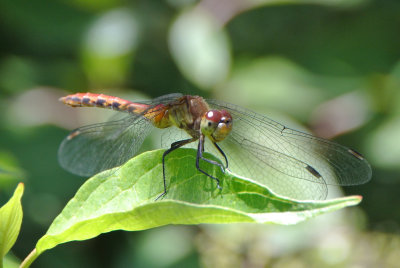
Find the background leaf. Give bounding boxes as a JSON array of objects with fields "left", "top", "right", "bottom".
[
  {"left": 36, "top": 149, "right": 360, "bottom": 255},
  {"left": 0, "top": 183, "right": 24, "bottom": 259}
]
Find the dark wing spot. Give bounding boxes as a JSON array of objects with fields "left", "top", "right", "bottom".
[
  {"left": 348, "top": 149, "right": 364, "bottom": 160},
  {"left": 82, "top": 97, "right": 91, "bottom": 105},
  {"left": 306, "top": 165, "right": 322, "bottom": 178}
]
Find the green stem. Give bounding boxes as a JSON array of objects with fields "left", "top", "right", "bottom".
[{"left": 19, "top": 248, "right": 38, "bottom": 268}]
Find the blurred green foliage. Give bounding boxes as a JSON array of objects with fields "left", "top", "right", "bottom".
[
  {"left": 1, "top": 0, "right": 400, "bottom": 267},
  {"left": 0, "top": 183, "right": 23, "bottom": 262}
]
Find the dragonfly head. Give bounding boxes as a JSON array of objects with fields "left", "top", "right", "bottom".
[{"left": 200, "top": 110, "right": 233, "bottom": 142}]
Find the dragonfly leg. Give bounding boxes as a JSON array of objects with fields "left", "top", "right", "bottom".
[
  {"left": 196, "top": 135, "right": 223, "bottom": 190},
  {"left": 213, "top": 142, "right": 228, "bottom": 169},
  {"left": 198, "top": 140, "right": 225, "bottom": 173},
  {"left": 155, "top": 138, "right": 196, "bottom": 200}
]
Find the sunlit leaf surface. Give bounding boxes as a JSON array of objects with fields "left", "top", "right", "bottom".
[{"left": 36, "top": 149, "right": 361, "bottom": 254}]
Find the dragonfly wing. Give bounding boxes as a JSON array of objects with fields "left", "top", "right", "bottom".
[
  {"left": 207, "top": 99, "right": 372, "bottom": 200},
  {"left": 58, "top": 114, "right": 154, "bottom": 176},
  {"left": 156, "top": 120, "right": 327, "bottom": 199},
  {"left": 212, "top": 131, "right": 328, "bottom": 199},
  {"left": 151, "top": 93, "right": 183, "bottom": 104}
]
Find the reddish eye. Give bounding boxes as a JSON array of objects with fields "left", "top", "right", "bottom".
[
  {"left": 220, "top": 110, "right": 232, "bottom": 122},
  {"left": 201, "top": 109, "right": 233, "bottom": 142},
  {"left": 220, "top": 110, "right": 230, "bottom": 117},
  {"left": 205, "top": 110, "right": 222, "bottom": 123}
]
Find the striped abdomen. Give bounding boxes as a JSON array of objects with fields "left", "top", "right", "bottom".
[
  {"left": 59, "top": 93, "right": 149, "bottom": 114},
  {"left": 60, "top": 92, "right": 172, "bottom": 128}
]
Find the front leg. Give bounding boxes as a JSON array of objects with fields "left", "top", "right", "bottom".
[
  {"left": 213, "top": 142, "right": 229, "bottom": 169},
  {"left": 196, "top": 135, "right": 223, "bottom": 190}
]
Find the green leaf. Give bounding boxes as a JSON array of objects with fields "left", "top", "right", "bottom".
[
  {"left": 35, "top": 149, "right": 361, "bottom": 255},
  {"left": 0, "top": 183, "right": 24, "bottom": 259},
  {"left": 3, "top": 253, "right": 20, "bottom": 268}
]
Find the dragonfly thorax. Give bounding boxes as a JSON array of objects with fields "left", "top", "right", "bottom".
[{"left": 200, "top": 110, "right": 233, "bottom": 142}]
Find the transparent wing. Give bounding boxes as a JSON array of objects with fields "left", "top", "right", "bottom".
[
  {"left": 58, "top": 93, "right": 185, "bottom": 177},
  {"left": 207, "top": 99, "right": 372, "bottom": 200},
  {"left": 58, "top": 114, "right": 154, "bottom": 176},
  {"left": 158, "top": 125, "right": 327, "bottom": 200},
  {"left": 151, "top": 93, "right": 183, "bottom": 104},
  {"left": 114, "top": 93, "right": 184, "bottom": 106}
]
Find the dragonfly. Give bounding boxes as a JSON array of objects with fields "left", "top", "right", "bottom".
[{"left": 58, "top": 92, "right": 372, "bottom": 200}]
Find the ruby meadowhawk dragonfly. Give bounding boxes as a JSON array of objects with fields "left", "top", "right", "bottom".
[{"left": 58, "top": 93, "right": 372, "bottom": 200}]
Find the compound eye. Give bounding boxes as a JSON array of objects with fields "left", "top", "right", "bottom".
[
  {"left": 205, "top": 110, "right": 222, "bottom": 123},
  {"left": 201, "top": 109, "right": 233, "bottom": 142},
  {"left": 220, "top": 109, "right": 232, "bottom": 124}
]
